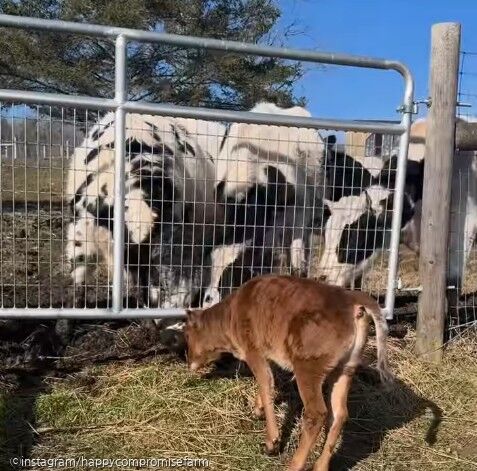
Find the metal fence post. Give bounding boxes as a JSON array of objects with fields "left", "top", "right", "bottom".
[
  {"left": 416, "top": 23, "right": 461, "bottom": 362},
  {"left": 112, "top": 34, "right": 127, "bottom": 313},
  {"left": 384, "top": 68, "right": 414, "bottom": 321}
]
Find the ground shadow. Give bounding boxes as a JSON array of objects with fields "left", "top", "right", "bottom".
[
  {"left": 204, "top": 354, "right": 442, "bottom": 471},
  {"left": 0, "top": 372, "right": 48, "bottom": 469},
  {"left": 0, "top": 320, "right": 61, "bottom": 468},
  {"left": 328, "top": 367, "right": 442, "bottom": 471}
]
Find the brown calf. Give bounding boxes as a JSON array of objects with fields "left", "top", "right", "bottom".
[{"left": 184, "top": 275, "right": 392, "bottom": 471}]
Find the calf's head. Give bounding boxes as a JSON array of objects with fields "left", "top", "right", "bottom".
[
  {"left": 317, "top": 186, "right": 395, "bottom": 287},
  {"left": 184, "top": 308, "right": 223, "bottom": 372}
]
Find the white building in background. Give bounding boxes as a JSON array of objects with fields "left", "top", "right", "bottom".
[{"left": 344, "top": 120, "right": 400, "bottom": 162}]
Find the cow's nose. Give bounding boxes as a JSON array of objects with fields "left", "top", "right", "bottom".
[
  {"left": 204, "top": 294, "right": 212, "bottom": 303},
  {"left": 319, "top": 275, "right": 327, "bottom": 282}
]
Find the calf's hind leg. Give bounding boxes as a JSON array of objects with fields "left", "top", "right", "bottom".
[
  {"left": 288, "top": 359, "right": 328, "bottom": 471},
  {"left": 313, "top": 371, "right": 353, "bottom": 471}
]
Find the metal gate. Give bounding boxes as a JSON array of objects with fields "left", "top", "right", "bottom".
[{"left": 0, "top": 14, "right": 413, "bottom": 321}]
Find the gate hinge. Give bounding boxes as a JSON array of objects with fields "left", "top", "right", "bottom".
[
  {"left": 396, "top": 102, "right": 417, "bottom": 114},
  {"left": 397, "top": 98, "right": 431, "bottom": 115}
]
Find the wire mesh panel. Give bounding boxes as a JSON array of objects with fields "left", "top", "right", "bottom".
[
  {"left": 445, "top": 49, "right": 477, "bottom": 336},
  {"left": 447, "top": 164, "right": 477, "bottom": 337},
  {"left": 0, "top": 14, "right": 414, "bottom": 320},
  {"left": 458, "top": 52, "right": 477, "bottom": 118},
  {"left": 0, "top": 104, "right": 85, "bottom": 309},
  {"left": 0, "top": 107, "right": 413, "bottom": 314}
]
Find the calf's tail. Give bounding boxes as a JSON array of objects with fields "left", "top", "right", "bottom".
[{"left": 353, "top": 292, "right": 393, "bottom": 385}]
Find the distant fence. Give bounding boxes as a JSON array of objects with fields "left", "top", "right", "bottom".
[
  {"left": 444, "top": 49, "right": 477, "bottom": 337},
  {"left": 0, "top": 106, "right": 84, "bottom": 161}
]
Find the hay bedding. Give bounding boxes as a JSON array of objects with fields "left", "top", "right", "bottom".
[
  {"left": 0, "top": 206, "right": 476, "bottom": 470},
  {"left": 1, "top": 333, "right": 475, "bottom": 470}
]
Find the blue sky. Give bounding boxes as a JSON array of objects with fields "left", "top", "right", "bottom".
[
  {"left": 3, "top": 1, "right": 477, "bottom": 123},
  {"left": 278, "top": 0, "right": 477, "bottom": 121}
]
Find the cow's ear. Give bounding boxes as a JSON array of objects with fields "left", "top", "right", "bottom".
[
  {"left": 324, "top": 134, "right": 336, "bottom": 148},
  {"left": 323, "top": 203, "right": 331, "bottom": 223},
  {"left": 374, "top": 155, "right": 397, "bottom": 187},
  {"left": 323, "top": 198, "right": 335, "bottom": 221},
  {"left": 324, "top": 136, "right": 338, "bottom": 164}
]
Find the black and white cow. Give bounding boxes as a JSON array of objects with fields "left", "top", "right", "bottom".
[
  {"left": 323, "top": 134, "right": 383, "bottom": 201},
  {"left": 67, "top": 102, "right": 326, "bottom": 326},
  {"left": 317, "top": 134, "right": 424, "bottom": 287},
  {"left": 317, "top": 116, "right": 477, "bottom": 290},
  {"left": 66, "top": 112, "right": 226, "bottom": 307},
  {"left": 200, "top": 102, "right": 325, "bottom": 307}
]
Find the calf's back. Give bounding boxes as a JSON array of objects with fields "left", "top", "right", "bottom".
[{"left": 226, "top": 276, "right": 362, "bottom": 369}]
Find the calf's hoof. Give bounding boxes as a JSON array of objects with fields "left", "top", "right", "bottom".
[
  {"left": 287, "top": 462, "right": 305, "bottom": 471},
  {"left": 253, "top": 406, "right": 265, "bottom": 419},
  {"left": 262, "top": 437, "right": 280, "bottom": 456}
]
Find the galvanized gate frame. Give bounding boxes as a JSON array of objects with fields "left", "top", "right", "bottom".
[{"left": 0, "top": 14, "right": 414, "bottom": 321}]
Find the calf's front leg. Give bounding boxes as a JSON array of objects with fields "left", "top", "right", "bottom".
[{"left": 245, "top": 351, "right": 280, "bottom": 455}]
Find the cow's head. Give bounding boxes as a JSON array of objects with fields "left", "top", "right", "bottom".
[{"left": 317, "top": 185, "right": 396, "bottom": 287}]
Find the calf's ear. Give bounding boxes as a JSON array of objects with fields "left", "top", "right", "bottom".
[{"left": 185, "top": 309, "right": 203, "bottom": 329}]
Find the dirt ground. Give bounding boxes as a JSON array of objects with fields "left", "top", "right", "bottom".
[
  {"left": 0, "top": 164, "right": 476, "bottom": 470},
  {"left": 1, "top": 163, "right": 476, "bottom": 363}
]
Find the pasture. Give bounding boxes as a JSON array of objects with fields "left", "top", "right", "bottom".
[
  {"left": 1, "top": 162, "right": 476, "bottom": 470},
  {"left": 1, "top": 5, "right": 477, "bottom": 471},
  {"left": 1, "top": 326, "right": 476, "bottom": 470}
]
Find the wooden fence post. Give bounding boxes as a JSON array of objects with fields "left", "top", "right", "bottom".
[{"left": 416, "top": 23, "right": 461, "bottom": 362}]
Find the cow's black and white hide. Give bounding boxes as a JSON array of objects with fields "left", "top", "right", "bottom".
[
  {"left": 317, "top": 152, "right": 423, "bottom": 287},
  {"left": 318, "top": 116, "right": 477, "bottom": 290},
  {"left": 201, "top": 102, "right": 325, "bottom": 308},
  {"left": 323, "top": 135, "right": 384, "bottom": 201},
  {"left": 375, "top": 153, "right": 424, "bottom": 254},
  {"left": 66, "top": 112, "right": 225, "bottom": 307},
  {"left": 202, "top": 164, "right": 312, "bottom": 306}
]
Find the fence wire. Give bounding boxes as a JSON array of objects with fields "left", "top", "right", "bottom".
[
  {"left": 446, "top": 50, "right": 477, "bottom": 336},
  {"left": 0, "top": 105, "right": 411, "bottom": 313},
  {"left": 0, "top": 14, "right": 415, "bottom": 321}
]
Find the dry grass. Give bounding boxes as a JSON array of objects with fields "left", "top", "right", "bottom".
[
  {"left": 0, "top": 164, "right": 65, "bottom": 204},
  {"left": 310, "top": 233, "right": 477, "bottom": 296},
  {"left": 0, "top": 332, "right": 474, "bottom": 470}
]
